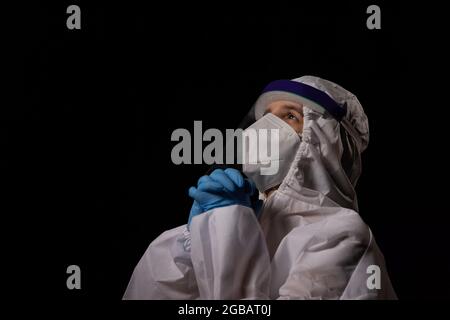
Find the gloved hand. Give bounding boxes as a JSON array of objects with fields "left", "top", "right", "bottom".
[{"left": 187, "top": 168, "right": 257, "bottom": 228}]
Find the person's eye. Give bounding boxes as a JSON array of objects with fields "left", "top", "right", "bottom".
[{"left": 287, "top": 113, "right": 298, "bottom": 121}]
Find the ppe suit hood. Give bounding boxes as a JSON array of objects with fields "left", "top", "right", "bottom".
[{"left": 252, "top": 76, "right": 369, "bottom": 211}]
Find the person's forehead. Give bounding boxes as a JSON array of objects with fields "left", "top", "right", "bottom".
[{"left": 266, "top": 100, "right": 303, "bottom": 111}]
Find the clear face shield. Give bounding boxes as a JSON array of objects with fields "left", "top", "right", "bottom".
[
  {"left": 204, "top": 79, "right": 365, "bottom": 195},
  {"left": 203, "top": 103, "right": 258, "bottom": 175}
]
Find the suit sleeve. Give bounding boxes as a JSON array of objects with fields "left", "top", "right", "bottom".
[
  {"left": 123, "top": 226, "right": 199, "bottom": 299},
  {"left": 190, "top": 204, "right": 271, "bottom": 299},
  {"left": 123, "top": 204, "right": 271, "bottom": 300}
]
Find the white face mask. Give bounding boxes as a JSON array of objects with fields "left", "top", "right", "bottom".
[{"left": 242, "top": 113, "right": 301, "bottom": 193}]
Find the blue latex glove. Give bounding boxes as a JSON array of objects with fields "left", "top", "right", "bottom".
[{"left": 187, "top": 169, "right": 256, "bottom": 228}]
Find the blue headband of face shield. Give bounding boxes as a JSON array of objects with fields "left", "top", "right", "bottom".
[{"left": 260, "top": 80, "right": 347, "bottom": 121}]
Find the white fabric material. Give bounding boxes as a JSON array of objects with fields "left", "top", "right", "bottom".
[
  {"left": 277, "top": 75, "right": 369, "bottom": 211},
  {"left": 242, "top": 113, "right": 301, "bottom": 193},
  {"left": 123, "top": 76, "right": 396, "bottom": 300},
  {"left": 295, "top": 76, "right": 369, "bottom": 152}
]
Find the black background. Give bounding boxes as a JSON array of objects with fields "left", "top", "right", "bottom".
[{"left": 16, "top": 1, "right": 449, "bottom": 301}]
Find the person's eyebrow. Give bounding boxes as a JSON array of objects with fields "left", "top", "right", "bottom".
[
  {"left": 263, "top": 103, "right": 303, "bottom": 116},
  {"left": 272, "top": 104, "right": 303, "bottom": 117},
  {"left": 284, "top": 104, "right": 303, "bottom": 114}
]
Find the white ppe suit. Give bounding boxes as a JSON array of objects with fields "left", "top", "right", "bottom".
[{"left": 123, "top": 76, "right": 397, "bottom": 300}]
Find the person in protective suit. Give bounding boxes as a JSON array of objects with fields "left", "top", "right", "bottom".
[{"left": 123, "top": 75, "right": 397, "bottom": 300}]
